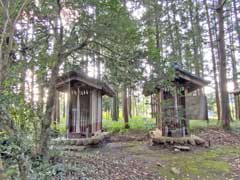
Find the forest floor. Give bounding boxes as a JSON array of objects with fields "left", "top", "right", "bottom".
[{"left": 58, "top": 125, "right": 240, "bottom": 180}]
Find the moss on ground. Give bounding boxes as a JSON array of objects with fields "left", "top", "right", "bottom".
[
  {"left": 121, "top": 141, "right": 240, "bottom": 179},
  {"left": 158, "top": 146, "right": 240, "bottom": 180}
]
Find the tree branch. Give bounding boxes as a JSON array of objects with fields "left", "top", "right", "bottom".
[
  {"left": 62, "top": 38, "right": 89, "bottom": 58},
  {"left": 209, "top": 0, "right": 226, "bottom": 11},
  {"left": 13, "top": 0, "right": 30, "bottom": 26}
]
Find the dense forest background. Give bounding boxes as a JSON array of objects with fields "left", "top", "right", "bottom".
[{"left": 0, "top": 0, "right": 239, "bottom": 179}]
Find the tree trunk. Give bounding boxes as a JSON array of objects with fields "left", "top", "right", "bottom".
[
  {"left": 232, "top": 0, "right": 240, "bottom": 47},
  {"left": 112, "top": 91, "right": 119, "bottom": 121},
  {"left": 217, "top": 0, "right": 231, "bottom": 129},
  {"left": 189, "top": 1, "right": 200, "bottom": 79},
  {"left": 151, "top": 95, "right": 155, "bottom": 118},
  {"left": 18, "top": 158, "right": 27, "bottom": 180},
  {"left": 38, "top": 0, "right": 63, "bottom": 155},
  {"left": 228, "top": 9, "right": 239, "bottom": 120},
  {"left": 39, "top": 63, "right": 60, "bottom": 155},
  {"left": 166, "top": 1, "right": 176, "bottom": 57},
  {"left": 30, "top": 65, "right": 34, "bottom": 106},
  {"left": 128, "top": 88, "right": 132, "bottom": 118},
  {"left": 156, "top": 91, "right": 163, "bottom": 131},
  {"left": 171, "top": 2, "right": 182, "bottom": 62},
  {"left": 204, "top": 0, "right": 220, "bottom": 120},
  {"left": 123, "top": 87, "right": 129, "bottom": 128}
]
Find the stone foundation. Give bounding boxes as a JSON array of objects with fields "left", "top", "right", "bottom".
[
  {"left": 51, "top": 132, "right": 110, "bottom": 146},
  {"left": 150, "top": 129, "right": 205, "bottom": 146},
  {"left": 151, "top": 135, "right": 205, "bottom": 146}
]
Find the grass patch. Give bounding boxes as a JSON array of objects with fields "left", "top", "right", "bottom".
[
  {"left": 102, "top": 116, "right": 155, "bottom": 133},
  {"left": 190, "top": 119, "right": 240, "bottom": 133},
  {"left": 158, "top": 145, "right": 240, "bottom": 180},
  {"left": 190, "top": 119, "right": 218, "bottom": 129}
]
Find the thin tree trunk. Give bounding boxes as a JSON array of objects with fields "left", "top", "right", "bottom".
[
  {"left": 228, "top": 9, "right": 239, "bottom": 120},
  {"left": 166, "top": 1, "right": 176, "bottom": 57},
  {"left": 18, "top": 158, "right": 27, "bottom": 180},
  {"left": 128, "top": 88, "right": 132, "bottom": 118},
  {"left": 171, "top": 2, "right": 182, "bottom": 63},
  {"left": 30, "top": 65, "right": 34, "bottom": 106},
  {"left": 189, "top": 0, "right": 200, "bottom": 79},
  {"left": 232, "top": 0, "right": 240, "bottom": 47},
  {"left": 123, "top": 87, "right": 129, "bottom": 128},
  {"left": 217, "top": 0, "right": 231, "bottom": 129},
  {"left": 112, "top": 91, "right": 119, "bottom": 121},
  {"left": 151, "top": 95, "right": 155, "bottom": 118},
  {"left": 204, "top": 0, "right": 220, "bottom": 120}
]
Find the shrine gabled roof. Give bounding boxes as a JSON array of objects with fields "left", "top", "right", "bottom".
[
  {"left": 174, "top": 66, "right": 210, "bottom": 90},
  {"left": 143, "top": 65, "right": 210, "bottom": 96},
  {"left": 56, "top": 70, "right": 115, "bottom": 97}
]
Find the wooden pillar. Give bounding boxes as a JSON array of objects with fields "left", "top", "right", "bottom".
[
  {"left": 97, "top": 91, "right": 102, "bottom": 131},
  {"left": 91, "top": 89, "right": 97, "bottom": 134},
  {"left": 66, "top": 84, "right": 70, "bottom": 138},
  {"left": 174, "top": 87, "right": 179, "bottom": 124},
  {"left": 76, "top": 88, "right": 80, "bottom": 133},
  {"left": 184, "top": 89, "right": 190, "bottom": 130}
]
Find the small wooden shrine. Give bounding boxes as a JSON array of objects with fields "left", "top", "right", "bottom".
[
  {"left": 56, "top": 70, "right": 115, "bottom": 138},
  {"left": 144, "top": 65, "right": 209, "bottom": 137}
]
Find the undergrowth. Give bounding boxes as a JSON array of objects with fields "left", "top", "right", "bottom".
[{"left": 102, "top": 116, "right": 156, "bottom": 133}]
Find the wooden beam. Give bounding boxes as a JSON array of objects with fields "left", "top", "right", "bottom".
[
  {"left": 177, "top": 73, "right": 206, "bottom": 88},
  {"left": 56, "top": 76, "right": 102, "bottom": 91}
]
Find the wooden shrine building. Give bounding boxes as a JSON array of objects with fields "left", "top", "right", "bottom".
[
  {"left": 144, "top": 65, "right": 209, "bottom": 137},
  {"left": 56, "top": 70, "right": 115, "bottom": 138}
]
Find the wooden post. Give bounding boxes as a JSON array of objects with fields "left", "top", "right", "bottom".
[
  {"left": 123, "top": 88, "right": 129, "bottom": 128},
  {"left": 185, "top": 89, "right": 190, "bottom": 131},
  {"left": 174, "top": 87, "right": 179, "bottom": 124},
  {"left": 76, "top": 88, "right": 80, "bottom": 133},
  {"left": 66, "top": 83, "right": 70, "bottom": 138}
]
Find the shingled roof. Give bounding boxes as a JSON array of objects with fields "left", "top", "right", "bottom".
[
  {"left": 143, "top": 65, "right": 210, "bottom": 96},
  {"left": 56, "top": 70, "right": 115, "bottom": 97}
]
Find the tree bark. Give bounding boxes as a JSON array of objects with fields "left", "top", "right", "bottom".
[
  {"left": 228, "top": 8, "right": 239, "bottom": 120},
  {"left": 39, "top": 62, "right": 61, "bottom": 155},
  {"left": 112, "top": 91, "right": 119, "bottom": 121},
  {"left": 189, "top": 1, "right": 200, "bottom": 79},
  {"left": 128, "top": 88, "right": 132, "bottom": 118},
  {"left": 123, "top": 87, "right": 129, "bottom": 128},
  {"left": 232, "top": 0, "right": 240, "bottom": 47},
  {"left": 38, "top": 0, "right": 64, "bottom": 155},
  {"left": 217, "top": 0, "right": 231, "bottom": 129},
  {"left": 204, "top": 0, "right": 220, "bottom": 120}
]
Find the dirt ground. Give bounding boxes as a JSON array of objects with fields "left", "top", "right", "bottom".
[{"left": 59, "top": 129, "right": 240, "bottom": 180}]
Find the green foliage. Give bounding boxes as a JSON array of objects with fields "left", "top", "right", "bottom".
[
  {"left": 189, "top": 119, "right": 240, "bottom": 133},
  {"left": 52, "top": 116, "right": 67, "bottom": 137},
  {"left": 0, "top": 130, "right": 65, "bottom": 180},
  {"left": 189, "top": 119, "right": 219, "bottom": 132},
  {"left": 102, "top": 116, "right": 155, "bottom": 133}
]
